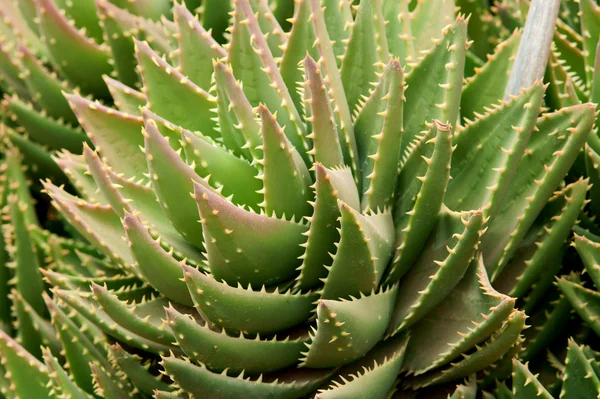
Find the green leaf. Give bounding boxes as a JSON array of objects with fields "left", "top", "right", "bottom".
[
  {"left": 17, "top": 45, "right": 76, "bottom": 123},
  {"left": 558, "top": 278, "right": 600, "bottom": 338},
  {"left": 387, "top": 209, "right": 484, "bottom": 335},
  {"left": 0, "top": 329, "right": 51, "bottom": 398},
  {"left": 410, "top": 0, "right": 456, "bottom": 55},
  {"left": 384, "top": 120, "right": 453, "bottom": 285},
  {"left": 354, "top": 58, "right": 405, "bottom": 211},
  {"left": 91, "top": 283, "right": 176, "bottom": 347},
  {"left": 44, "top": 293, "right": 102, "bottom": 394},
  {"left": 5, "top": 95, "right": 89, "bottom": 153},
  {"left": 184, "top": 265, "right": 318, "bottom": 335},
  {"left": 294, "top": 164, "right": 359, "bottom": 291},
  {"left": 446, "top": 82, "right": 545, "bottom": 218},
  {"left": 300, "top": 285, "right": 397, "bottom": 368},
  {"left": 316, "top": 335, "right": 408, "bottom": 399},
  {"left": 302, "top": 54, "right": 344, "bottom": 169},
  {"left": 43, "top": 181, "right": 135, "bottom": 267},
  {"left": 401, "top": 257, "right": 515, "bottom": 374},
  {"left": 161, "top": 356, "right": 332, "bottom": 399},
  {"left": 108, "top": 344, "right": 173, "bottom": 395},
  {"left": 580, "top": 0, "right": 600, "bottom": 89},
  {"left": 65, "top": 93, "right": 147, "bottom": 180},
  {"left": 512, "top": 359, "right": 553, "bottom": 399},
  {"left": 122, "top": 212, "right": 193, "bottom": 306},
  {"left": 54, "top": 289, "right": 175, "bottom": 355},
  {"left": 340, "top": 0, "right": 388, "bottom": 115},
  {"left": 280, "top": 0, "right": 319, "bottom": 116},
  {"left": 406, "top": 309, "right": 526, "bottom": 388},
  {"left": 35, "top": 0, "right": 112, "bottom": 97},
  {"left": 321, "top": 203, "right": 394, "bottom": 300},
  {"left": 482, "top": 103, "right": 595, "bottom": 280},
  {"left": 308, "top": 0, "right": 359, "bottom": 178},
  {"left": 560, "top": 339, "right": 600, "bottom": 399},
  {"left": 194, "top": 182, "right": 308, "bottom": 288},
  {"left": 166, "top": 305, "right": 306, "bottom": 374},
  {"left": 257, "top": 104, "right": 313, "bottom": 219},
  {"left": 494, "top": 179, "right": 589, "bottom": 298},
  {"left": 42, "top": 348, "right": 94, "bottom": 399},
  {"left": 461, "top": 29, "right": 522, "bottom": 120},
  {"left": 103, "top": 76, "right": 146, "bottom": 115},
  {"left": 95, "top": 0, "right": 141, "bottom": 88},
  {"left": 181, "top": 129, "right": 262, "bottom": 211},
  {"left": 401, "top": 17, "right": 466, "bottom": 154},
  {"left": 172, "top": 3, "right": 226, "bottom": 90},
  {"left": 135, "top": 39, "right": 218, "bottom": 137},
  {"left": 212, "top": 60, "right": 260, "bottom": 160},
  {"left": 143, "top": 119, "right": 211, "bottom": 250},
  {"left": 228, "top": 0, "right": 307, "bottom": 161}
]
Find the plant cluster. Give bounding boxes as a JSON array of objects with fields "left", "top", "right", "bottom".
[{"left": 0, "top": 0, "right": 599, "bottom": 398}]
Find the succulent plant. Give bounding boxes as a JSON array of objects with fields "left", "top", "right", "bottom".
[{"left": 1, "top": 0, "right": 600, "bottom": 398}]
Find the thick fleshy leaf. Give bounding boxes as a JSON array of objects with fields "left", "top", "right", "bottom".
[
  {"left": 135, "top": 39, "right": 218, "bottom": 137},
  {"left": 410, "top": 0, "right": 457, "bottom": 55},
  {"left": 34, "top": 0, "right": 112, "bottom": 97},
  {"left": 406, "top": 309, "right": 526, "bottom": 388},
  {"left": 143, "top": 119, "right": 211, "bottom": 249},
  {"left": 122, "top": 212, "right": 193, "bottom": 306},
  {"left": 308, "top": 0, "right": 358, "bottom": 177},
  {"left": 558, "top": 278, "right": 600, "bottom": 338},
  {"left": 387, "top": 209, "right": 484, "bottom": 335},
  {"left": 172, "top": 3, "right": 226, "bottom": 90},
  {"left": 321, "top": 203, "right": 394, "bottom": 300},
  {"left": 92, "top": 283, "right": 175, "bottom": 346},
  {"left": 228, "top": 0, "right": 307, "bottom": 160},
  {"left": 181, "top": 129, "right": 262, "bottom": 210},
  {"left": 184, "top": 265, "right": 318, "bottom": 335},
  {"left": 494, "top": 179, "right": 589, "bottom": 298},
  {"left": 4, "top": 96, "right": 89, "bottom": 153},
  {"left": 300, "top": 285, "right": 397, "bottom": 368},
  {"left": 0, "top": 329, "right": 51, "bottom": 398},
  {"left": 302, "top": 54, "right": 344, "bottom": 169},
  {"left": 482, "top": 103, "right": 595, "bottom": 280},
  {"left": 580, "top": 0, "right": 600, "bottom": 89},
  {"left": 294, "top": 164, "right": 359, "bottom": 291},
  {"left": 103, "top": 76, "right": 146, "bottom": 115},
  {"left": 166, "top": 305, "right": 306, "bottom": 373},
  {"left": 401, "top": 17, "right": 466, "bottom": 154},
  {"left": 54, "top": 289, "right": 175, "bottom": 354},
  {"left": 384, "top": 120, "right": 453, "bottom": 285},
  {"left": 42, "top": 348, "right": 93, "bottom": 399},
  {"left": 43, "top": 181, "right": 135, "bottom": 267},
  {"left": 258, "top": 105, "right": 313, "bottom": 219},
  {"left": 512, "top": 359, "right": 553, "bottom": 399},
  {"left": 461, "top": 30, "right": 522, "bottom": 119},
  {"left": 401, "top": 258, "right": 516, "bottom": 374},
  {"left": 65, "top": 93, "right": 146, "bottom": 180},
  {"left": 354, "top": 58, "right": 404, "bottom": 211},
  {"left": 316, "top": 335, "right": 408, "bottom": 399},
  {"left": 560, "top": 339, "right": 600, "bottom": 398},
  {"left": 17, "top": 45, "right": 76, "bottom": 123},
  {"left": 212, "top": 60, "right": 260, "bottom": 159},
  {"left": 446, "top": 82, "right": 545, "bottom": 218},
  {"left": 280, "top": 0, "right": 318, "bottom": 115},
  {"left": 109, "top": 344, "right": 174, "bottom": 395},
  {"left": 44, "top": 293, "right": 101, "bottom": 394},
  {"left": 95, "top": 0, "right": 141, "bottom": 88},
  {"left": 161, "top": 356, "right": 332, "bottom": 399},
  {"left": 194, "top": 182, "right": 308, "bottom": 287},
  {"left": 340, "top": 0, "right": 389, "bottom": 114}
]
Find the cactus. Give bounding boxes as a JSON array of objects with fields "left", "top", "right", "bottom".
[{"left": 0, "top": 0, "right": 599, "bottom": 397}]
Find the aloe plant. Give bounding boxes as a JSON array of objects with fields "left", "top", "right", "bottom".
[{"left": 0, "top": 0, "right": 599, "bottom": 398}]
